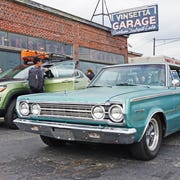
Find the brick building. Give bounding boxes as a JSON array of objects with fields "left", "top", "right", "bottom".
[{"left": 0, "top": 0, "right": 128, "bottom": 73}]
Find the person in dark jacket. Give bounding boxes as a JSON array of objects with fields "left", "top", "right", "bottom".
[
  {"left": 28, "top": 57, "right": 45, "bottom": 93},
  {"left": 86, "top": 69, "right": 95, "bottom": 80}
]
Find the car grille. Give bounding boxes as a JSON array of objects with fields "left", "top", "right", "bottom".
[{"left": 38, "top": 103, "right": 94, "bottom": 120}]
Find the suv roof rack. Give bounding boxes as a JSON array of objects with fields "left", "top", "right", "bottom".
[
  {"left": 49, "top": 53, "right": 72, "bottom": 62},
  {"left": 21, "top": 50, "right": 73, "bottom": 65}
]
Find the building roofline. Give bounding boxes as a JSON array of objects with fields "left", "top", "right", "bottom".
[
  {"left": 128, "top": 51, "right": 143, "bottom": 57},
  {"left": 13, "top": 0, "right": 111, "bottom": 32}
]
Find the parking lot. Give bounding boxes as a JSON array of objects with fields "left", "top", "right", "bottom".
[{"left": 0, "top": 119, "right": 179, "bottom": 180}]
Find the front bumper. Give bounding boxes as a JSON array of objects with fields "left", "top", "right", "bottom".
[{"left": 14, "top": 119, "right": 137, "bottom": 144}]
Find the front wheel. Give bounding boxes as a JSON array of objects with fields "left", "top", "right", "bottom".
[
  {"left": 4, "top": 99, "right": 18, "bottom": 129},
  {"left": 131, "top": 115, "right": 163, "bottom": 160},
  {"left": 40, "top": 135, "right": 66, "bottom": 147}
]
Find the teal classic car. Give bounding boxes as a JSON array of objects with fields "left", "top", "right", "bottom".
[
  {"left": 14, "top": 63, "right": 180, "bottom": 160},
  {"left": 0, "top": 60, "right": 89, "bottom": 128}
]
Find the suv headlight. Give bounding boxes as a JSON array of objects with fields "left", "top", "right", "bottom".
[
  {"left": 19, "top": 102, "right": 29, "bottom": 116},
  {"left": 31, "top": 104, "right": 41, "bottom": 116},
  {"left": 0, "top": 85, "right": 7, "bottom": 92},
  {"left": 91, "top": 105, "right": 105, "bottom": 120},
  {"left": 109, "top": 105, "right": 124, "bottom": 123}
]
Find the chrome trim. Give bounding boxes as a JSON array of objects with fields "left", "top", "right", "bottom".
[
  {"left": 17, "top": 101, "right": 126, "bottom": 126},
  {"left": 14, "top": 119, "right": 137, "bottom": 144},
  {"left": 130, "top": 91, "right": 180, "bottom": 102}
]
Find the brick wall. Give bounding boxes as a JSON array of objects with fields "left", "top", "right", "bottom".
[{"left": 0, "top": 0, "right": 128, "bottom": 62}]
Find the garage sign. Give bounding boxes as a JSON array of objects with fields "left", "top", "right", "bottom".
[{"left": 110, "top": 4, "right": 159, "bottom": 36}]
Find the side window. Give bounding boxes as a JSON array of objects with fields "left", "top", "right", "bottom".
[
  {"left": 176, "top": 69, "right": 180, "bottom": 79},
  {"left": 170, "top": 65, "right": 180, "bottom": 80},
  {"left": 49, "top": 67, "right": 59, "bottom": 78},
  {"left": 171, "top": 70, "right": 180, "bottom": 80},
  {"left": 169, "top": 66, "right": 180, "bottom": 86},
  {"left": 50, "top": 65, "right": 74, "bottom": 78}
]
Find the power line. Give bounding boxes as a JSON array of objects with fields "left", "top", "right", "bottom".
[
  {"left": 153, "top": 37, "right": 180, "bottom": 56},
  {"left": 156, "top": 37, "right": 180, "bottom": 41},
  {"left": 156, "top": 39, "right": 180, "bottom": 47}
]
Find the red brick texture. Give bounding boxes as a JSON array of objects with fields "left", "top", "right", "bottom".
[{"left": 0, "top": 0, "right": 128, "bottom": 62}]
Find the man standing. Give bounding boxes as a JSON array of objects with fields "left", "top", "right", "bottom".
[{"left": 28, "top": 57, "right": 44, "bottom": 93}]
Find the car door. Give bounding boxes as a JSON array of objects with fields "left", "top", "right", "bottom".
[
  {"left": 44, "top": 61, "right": 75, "bottom": 92},
  {"left": 168, "top": 66, "right": 180, "bottom": 132},
  {"left": 74, "top": 70, "right": 90, "bottom": 90}
]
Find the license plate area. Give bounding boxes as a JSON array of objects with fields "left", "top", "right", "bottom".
[{"left": 52, "top": 128, "right": 75, "bottom": 140}]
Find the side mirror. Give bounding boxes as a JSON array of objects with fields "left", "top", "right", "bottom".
[
  {"left": 74, "top": 71, "right": 80, "bottom": 79},
  {"left": 172, "top": 79, "right": 180, "bottom": 87}
]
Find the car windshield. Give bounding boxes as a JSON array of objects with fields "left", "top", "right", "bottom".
[
  {"left": 0, "top": 60, "right": 77, "bottom": 80},
  {"left": 0, "top": 65, "right": 31, "bottom": 79},
  {"left": 90, "top": 64, "right": 166, "bottom": 87}
]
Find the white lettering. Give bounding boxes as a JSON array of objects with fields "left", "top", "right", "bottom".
[
  {"left": 119, "top": 21, "right": 127, "bottom": 28},
  {"left": 141, "top": 17, "right": 148, "bottom": 26},
  {"left": 126, "top": 20, "right": 134, "bottom": 28},
  {"left": 150, "top": 16, "right": 156, "bottom": 24},
  {"left": 116, "top": 8, "right": 153, "bottom": 20},
  {"left": 112, "top": 22, "right": 119, "bottom": 30},
  {"left": 134, "top": 19, "right": 142, "bottom": 27}
]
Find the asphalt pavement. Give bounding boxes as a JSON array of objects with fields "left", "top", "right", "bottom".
[{"left": 0, "top": 119, "right": 179, "bottom": 180}]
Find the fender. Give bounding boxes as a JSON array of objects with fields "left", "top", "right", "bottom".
[{"left": 138, "top": 107, "right": 166, "bottom": 142}]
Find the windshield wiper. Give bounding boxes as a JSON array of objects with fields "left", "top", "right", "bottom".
[
  {"left": 88, "top": 85, "right": 112, "bottom": 88},
  {"left": 116, "top": 83, "right": 137, "bottom": 86},
  {"left": 88, "top": 85, "right": 102, "bottom": 88}
]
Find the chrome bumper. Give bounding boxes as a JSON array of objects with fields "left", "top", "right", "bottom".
[{"left": 14, "top": 119, "right": 137, "bottom": 144}]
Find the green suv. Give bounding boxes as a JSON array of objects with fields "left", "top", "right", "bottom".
[{"left": 0, "top": 60, "right": 90, "bottom": 129}]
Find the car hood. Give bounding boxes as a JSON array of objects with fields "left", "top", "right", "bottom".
[
  {"left": 18, "top": 85, "right": 170, "bottom": 104},
  {"left": 0, "top": 78, "right": 26, "bottom": 83}
]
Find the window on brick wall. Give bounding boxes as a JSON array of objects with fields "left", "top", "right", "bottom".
[
  {"left": 8, "top": 33, "right": 27, "bottom": 49},
  {"left": 78, "top": 61, "right": 106, "bottom": 75},
  {"left": 27, "top": 37, "right": 45, "bottom": 51},
  {"left": 60, "top": 43, "right": 73, "bottom": 56},
  {"left": 0, "top": 31, "right": 73, "bottom": 56},
  {"left": 0, "top": 31, "right": 8, "bottom": 46},
  {"left": 79, "top": 47, "right": 124, "bottom": 65},
  {"left": 45, "top": 40, "right": 73, "bottom": 56},
  {"left": 46, "top": 40, "right": 60, "bottom": 53}
]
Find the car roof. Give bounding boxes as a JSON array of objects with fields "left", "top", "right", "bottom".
[{"left": 103, "top": 62, "right": 180, "bottom": 69}]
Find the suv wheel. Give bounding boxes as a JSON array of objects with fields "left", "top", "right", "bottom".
[{"left": 4, "top": 99, "right": 18, "bottom": 129}]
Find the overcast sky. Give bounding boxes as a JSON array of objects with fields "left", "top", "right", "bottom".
[{"left": 33, "top": 0, "right": 180, "bottom": 60}]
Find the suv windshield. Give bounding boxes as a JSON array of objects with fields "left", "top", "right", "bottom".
[
  {"left": 0, "top": 65, "right": 31, "bottom": 79},
  {"left": 90, "top": 64, "right": 166, "bottom": 87},
  {"left": 0, "top": 60, "right": 77, "bottom": 80}
]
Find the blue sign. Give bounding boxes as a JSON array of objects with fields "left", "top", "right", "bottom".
[{"left": 110, "top": 4, "right": 159, "bottom": 36}]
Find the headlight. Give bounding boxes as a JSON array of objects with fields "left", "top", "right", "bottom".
[
  {"left": 91, "top": 105, "right": 105, "bottom": 120},
  {"left": 31, "top": 104, "right": 41, "bottom": 116},
  {"left": 109, "top": 105, "right": 124, "bottom": 123},
  {"left": 0, "top": 85, "right": 7, "bottom": 92},
  {"left": 19, "top": 102, "right": 29, "bottom": 116}
]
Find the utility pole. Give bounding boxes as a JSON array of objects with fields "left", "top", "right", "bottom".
[
  {"left": 153, "top": 38, "right": 156, "bottom": 56},
  {"left": 153, "top": 37, "right": 180, "bottom": 56}
]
